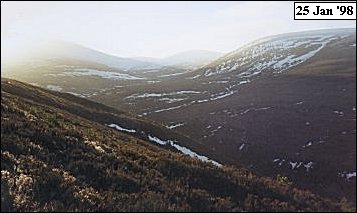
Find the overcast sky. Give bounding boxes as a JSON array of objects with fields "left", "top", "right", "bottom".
[{"left": 1, "top": 1, "right": 356, "bottom": 58}]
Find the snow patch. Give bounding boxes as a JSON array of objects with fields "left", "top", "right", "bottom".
[
  {"left": 339, "top": 171, "right": 356, "bottom": 181},
  {"left": 67, "top": 92, "right": 86, "bottom": 98},
  {"left": 210, "top": 90, "right": 235, "bottom": 101},
  {"left": 107, "top": 123, "right": 136, "bottom": 133},
  {"left": 303, "top": 141, "right": 313, "bottom": 148},
  {"left": 186, "top": 74, "right": 201, "bottom": 79},
  {"left": 48, "top": 68, "right": 144, "bottom": 80},
  {"left": 166, "top": 123, "right": 185, "bottom": 129},
  {"left": 30, "top": 82, "right": 40, "bottom": 87},
  {"left": 46, "top": 85, "right": 62, "bottom": 91},
  {"left": 289, "top": 161, "right": 298, "bottom": 169},
  {"left": 148, "top": 135, "right": 222, "bottom": 167},
  {"left": 240, "top": 106, "right": 272, "bottom": 115},
  {"left": 159, "top": 98, "right": 186, "bottom": 103},
  {"left": 273, "top": 158, "right": 314, "bottom": 172},
  {"left": 146, "top": 80, "right": 161, "bottom": 84},
  {"left": 197, "top": 99, "right": 209, "bottom": 103},
  {"left": 304, "top": 162, "right": 314, "bottom": 172},
  {"left": 154, "top": 104, "right": 186, "bottom": 113},
  {"left": 148, "top": 135, "right": 168, "bottom": 145},
  {"left": 158, "top": 72, "right": 187, "bottom": 77},
  {"left": 333, "top": 110, "right": 344, "bottom": 116},
  {"left": 273, "top": 158, "right": 280, "bottom": 163},
  {"left": 126, "top": 90, "right": 202, "bottom": 99}
]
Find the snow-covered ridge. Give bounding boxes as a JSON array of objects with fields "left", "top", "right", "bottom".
[{"left": 204, "top": 33, "right": 344, "bottom": 78}]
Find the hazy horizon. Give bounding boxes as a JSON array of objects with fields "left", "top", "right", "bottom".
[{"left": 1, "top": 1, "right": 356, "bottom": 58}]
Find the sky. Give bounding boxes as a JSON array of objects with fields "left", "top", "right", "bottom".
[{"left": 1, "top": 1, "right": 356, "bottom": 58}]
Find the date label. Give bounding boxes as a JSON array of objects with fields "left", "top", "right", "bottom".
[{"left": 294, "top": 2, "right": 356, "bottom": 20}]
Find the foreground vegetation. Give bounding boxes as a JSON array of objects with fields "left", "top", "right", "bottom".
[{"left": 1, "top": 79, "right": 354, "bottom": 212}]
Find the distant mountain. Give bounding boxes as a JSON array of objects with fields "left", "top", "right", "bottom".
[
  {"left": 161, "top": 50, "right": 224, "bottom": 68},
  {"left": 195, "top": 28, "right": 356, "bottom": 78},
  {"left": 133, "top": 50, "right": 224, "bottom": 69},
  {"left": 2, "top": 78, "right": 350, "bottom": 212},
  {"left": 1, "top": 38, "right": 159, "bottom": 70},
  {"left": 2, "top": 36, "right": 223, "bottom": 71}
]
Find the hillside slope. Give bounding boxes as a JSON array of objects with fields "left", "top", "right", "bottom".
[
  {"left": 1, "top": 79, "right": 353, "bottom": 212},
  {"left": 86, "top": 28, "right": 356, "bottom": 203}
]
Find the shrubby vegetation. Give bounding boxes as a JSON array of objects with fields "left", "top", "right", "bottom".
[{"left": 1, "top": 79, "right": 355, "bottom": 212}]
